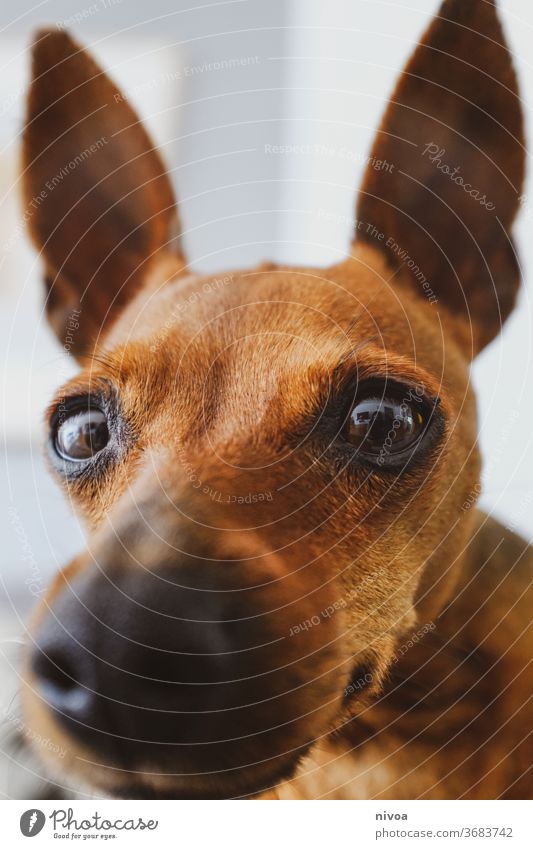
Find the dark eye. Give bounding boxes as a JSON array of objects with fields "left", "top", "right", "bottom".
[
  {"left": 54, "top": 404, "right": 109, "bottom": 462},
  {"left": 344, "top": 384, "right": 435, "bottom": 466}
]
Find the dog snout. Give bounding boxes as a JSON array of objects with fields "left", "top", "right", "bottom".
[
  {"left": 32, "top": 565, "right": 239, "bottom": 743},
  {"left": 29, "top": 546, "right": 345, "bottom": 791},
  {"left": 32, "top": 562, "right": 274, "bottom": 741}
]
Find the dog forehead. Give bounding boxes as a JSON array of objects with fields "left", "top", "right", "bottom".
[
  {"left": 95, "top": 247, "right": 467, "bottom": 441},
  {"left": 104, "top": 247, "right": 428, "bottom": 360},
  {"left": 108, "top": 266, "right": 353, "bottom": 344}
]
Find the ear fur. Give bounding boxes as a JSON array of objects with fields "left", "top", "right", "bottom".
[
  {"left": 23, "top": 29, "right": 185, "bottom": 356},
  {"left": 355, "top": 0, "right": 525, "bottom": 354}
]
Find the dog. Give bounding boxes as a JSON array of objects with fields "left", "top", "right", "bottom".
[{"left": 20, "top": 0, "right": 532, "bottom": 799}]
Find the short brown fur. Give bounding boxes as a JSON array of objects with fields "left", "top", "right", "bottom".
[{"left": 20, "top": 0, "right": 531, "bottom": 799}]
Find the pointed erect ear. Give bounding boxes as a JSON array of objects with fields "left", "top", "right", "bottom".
[
  {"left": 355, "top": 0, "right": 525, "bottom": 355},
  {"left": 23, "top": 29, "right": 185, "bottom": 357}
]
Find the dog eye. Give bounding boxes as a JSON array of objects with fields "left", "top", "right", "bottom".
[
  {"left": 345, "top": 385, "right": 433, "bottom": 464},
  {"left": 54, "top": 404, "right": 109, "bottom": 461}
]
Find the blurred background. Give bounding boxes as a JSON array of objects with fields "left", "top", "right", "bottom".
[{"left": 1, "top": 0, "right": 532, "bottom": 797}]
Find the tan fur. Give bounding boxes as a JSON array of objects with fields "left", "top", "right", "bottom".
[{"left": 19, "top": 1, "right": 531, "bottom": 799}]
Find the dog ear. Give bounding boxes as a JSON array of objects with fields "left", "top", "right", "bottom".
[
  {"left": 355, "top": 0, "right": 525, "bottom": 355},
  {"left": 23, "top": 29, "right": 185, "bottom": 357}
]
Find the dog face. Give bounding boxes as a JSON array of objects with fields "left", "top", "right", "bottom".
[{"left": 21, "top": 0, "right": 525, "bottom": 798}]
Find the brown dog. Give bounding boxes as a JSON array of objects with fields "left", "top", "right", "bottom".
[{"left": 20, "top": 0, "right": 532, "bottom": 799}]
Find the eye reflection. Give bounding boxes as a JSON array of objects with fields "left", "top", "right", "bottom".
[
  {"left": 55, "top": 407, "right": 109, "bottom": 461},
  {"left": 346, "top": 392, "right": 426, "bottom": 457}
]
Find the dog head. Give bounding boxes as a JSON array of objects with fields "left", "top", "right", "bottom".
[{"left": 21, "top": 0, "right": 525, "bottom": 798}]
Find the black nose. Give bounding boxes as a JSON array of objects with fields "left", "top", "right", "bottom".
[{"left": 30, "top": 561, "right": 303, "bottom": 775}]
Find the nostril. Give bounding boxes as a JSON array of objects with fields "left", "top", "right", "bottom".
[
  {"left": 32, "top": 646, "right": 89, "bottom": 715},
  {"left": 34, "top": 649, "right": 75, "bottom": 691}
]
